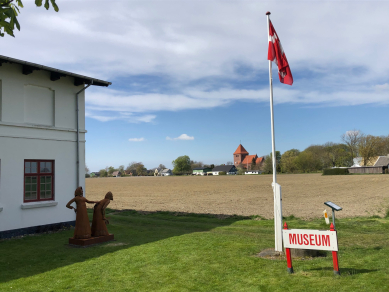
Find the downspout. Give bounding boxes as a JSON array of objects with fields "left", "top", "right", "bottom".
[{"left": 76, "top": 80, "right": 93, "bottom": 188}]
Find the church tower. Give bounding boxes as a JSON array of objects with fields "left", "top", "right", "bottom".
[{"left": 233, "top": 144, "right": 249, "bottom": 166}]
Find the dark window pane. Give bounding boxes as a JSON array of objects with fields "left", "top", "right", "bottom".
[
  {"left": 31, "top": 184, "right": 37, "bottom": 191},
  {"left": 25, "top": 192, "right": 31, "bottom": 200},
  {"left": 46, "top": 162, "right": 52, "bottom": 173},
  {"left": 41, "top": 177, "right": 46, "bottom": 183},
  {"left": 40, "top": 162, "right": 51, "bottom": 173},
  {"left": 40, "top": 184, "right": 46, "bottom": 191},
  {"left": 25, "top": 177, "right": 31, "bottom": 184},
  {"left": 31, "top": 177, "right": 37, "bottom": 184},
  {"left": 46, "top": 183, "right": 51, "bottom": 190},
  {"left": 31, "top": 162, "right": 37, "bottom": 173},
  {"left": 46, "top": 176, "right": 52, "bottom": 183},
  {"left": 31, "top": 192, "right": 37, "bottom": 200},
  {"left": 25, "top": 185, "right": 31, "bottom": 191},
  {"left": 46, "top": 191, "right": 52, "bottom": 198}
]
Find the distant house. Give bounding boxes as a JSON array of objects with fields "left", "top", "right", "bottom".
[
  {"left": 160, "top": 169, "right": 172, "bottom": 176},
  {"left": 192, "top": 167, "right": 212, "bottom": 176},
  {"left": 348, "top": 155, "right": 389, "bottom": 174},
  {"left": 112, "top": 171, "right": 122, "bottom": 177},
  {"left": 211, "top": 165, "right": 237, "bottom": 175}
]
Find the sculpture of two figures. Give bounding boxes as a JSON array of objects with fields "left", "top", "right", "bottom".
[{"left": 66, "top": 187, "right": 113, "bottom": 243}]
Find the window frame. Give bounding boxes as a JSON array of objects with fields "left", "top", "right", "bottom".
[{"left": 24, "top": 159, "right": 55, "bottom": 203}]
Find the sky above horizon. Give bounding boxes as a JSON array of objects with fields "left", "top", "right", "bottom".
[{"left": 2, "top": 0, "right": 389, "bottom": 171}]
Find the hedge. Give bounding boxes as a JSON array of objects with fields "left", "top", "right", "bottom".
[{"left": 322, "top": 168, "right": 349, "bottom": 175}]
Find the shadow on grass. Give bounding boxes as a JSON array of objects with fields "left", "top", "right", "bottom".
[
  {"left": 308, "top": 267, "right": 378, "bottom": 275},
  {"left": 0, "top": 209, "right": 252, "bottom": 283}
]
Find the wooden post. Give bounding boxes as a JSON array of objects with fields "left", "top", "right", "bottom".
[
  {"left": 330, "top": 223, "right": 340, "bottom": 275},
  {"left": 284, "top": 222, "right": 293, "bottom": 274}
]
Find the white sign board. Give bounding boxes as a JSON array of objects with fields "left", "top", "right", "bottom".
[{"left": 283, "top": 229, "right": 338, "bottom": 251}]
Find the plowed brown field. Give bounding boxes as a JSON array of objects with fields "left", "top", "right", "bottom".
[{"left": 85, "top": 174, "right": 389, "bottom": 219}]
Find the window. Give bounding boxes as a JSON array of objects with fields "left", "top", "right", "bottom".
[{"left": 24, "top": 160, "right": 54, "bottom": 202}]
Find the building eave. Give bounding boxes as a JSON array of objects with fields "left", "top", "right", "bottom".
[{"left": 0, "top": 55, "right": 112, "bottom": 87}]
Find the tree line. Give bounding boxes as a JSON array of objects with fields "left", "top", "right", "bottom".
[{"left": 260, "top": 131, "right": 389, "bottom": 174}]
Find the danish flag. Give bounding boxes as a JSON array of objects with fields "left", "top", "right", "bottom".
[{"left": 267, "top": 20, "right": 293, "bottom": 85}]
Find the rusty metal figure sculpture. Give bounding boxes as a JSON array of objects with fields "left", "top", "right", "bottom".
[
  {"left": 66, "top": 186, "right": 96, "bottom": 239},
  {"left": 91, "top": 191, "right": 114, "bottom": 237}
]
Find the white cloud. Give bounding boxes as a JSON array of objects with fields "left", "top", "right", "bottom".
[
  {"left": 128, "top": 138, "right": 145, "bottom": 142},
  {"left": 375, "top": 83, "right": 389, "bottom": 91},
  {"left": 166, "top": 134, "right": 194, "bottom": 141},
  {"left": 85, "top": 110, "right": 156, "bottom": 123},
  {"left": 2, "top": 1, "right": 389, "bottom": 123}
]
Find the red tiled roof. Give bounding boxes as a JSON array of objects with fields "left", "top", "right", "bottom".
[
  {"left": 234, "top": 144, "right": 249, "bottom": 155},
  {"left": 241, "top": 154, "right": 257, "bottom": 164},
  {"left": 256, "top": 157, "right": 264, "bottom": 164}
]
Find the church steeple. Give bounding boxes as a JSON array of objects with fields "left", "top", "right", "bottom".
[{"left": 233, "top": 144, "right": 249, "bottom": 166}]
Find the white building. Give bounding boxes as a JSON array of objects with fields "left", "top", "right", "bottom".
[
  {"left": 159, "top": 169, "right": 172, "bottom": 176},
  {"left": 0, "top": 55, "right": 111, "bottom": 238},
  {"left": 245, "top": 170, "right": 261, "bottom": 175}
]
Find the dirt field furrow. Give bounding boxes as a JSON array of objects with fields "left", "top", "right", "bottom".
[{"left": 85, "top": 174, "right": 389, "bottom": 219}]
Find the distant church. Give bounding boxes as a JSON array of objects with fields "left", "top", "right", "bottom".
[{"left": 233, "top": 144, "right": 264, "bottom": 170}]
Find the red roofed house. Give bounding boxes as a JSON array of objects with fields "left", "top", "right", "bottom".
[{"left": 233, "top": 144, "right": 264, "bottom": 170}]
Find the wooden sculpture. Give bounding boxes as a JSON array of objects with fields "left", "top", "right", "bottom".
[
  {"left": 91, "top": 191, "right": 113, "bottom": 237},
  {"left": 66, "top": 186, "right": 96, "bottom": 239}
]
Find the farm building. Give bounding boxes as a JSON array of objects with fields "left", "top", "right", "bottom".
[
  {"left": 0, "top": 55, "right": 111, "bottom": 238},
  {"left": 233, "top": 144, "right": 264, "bottom": 170},
  {"left": 211, "top": 165, "right": 237, "bottom": 175},
  {"left": 112, "top": 171, "right": 122, "bottom": 177},
  {"left": 348, "top": 155, "right": 389, "bottom": 174},
  {"left": 160, "top": 169, "right": 173, "bottom": 176},
  {"left": 192, "top": 167, "right": 212, "bottom": 175}
]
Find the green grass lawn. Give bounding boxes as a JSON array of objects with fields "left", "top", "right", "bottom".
[{"left": 0, "top": 210, "right": 388, "bottom": 292}]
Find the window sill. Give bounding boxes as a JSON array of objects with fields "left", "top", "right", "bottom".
[{"left": 21, "top": 201, "right": 58, "bottom": 209}]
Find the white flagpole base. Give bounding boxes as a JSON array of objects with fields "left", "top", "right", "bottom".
[{"left": 273, "top": 183, "right": 283, "bottom": 252}]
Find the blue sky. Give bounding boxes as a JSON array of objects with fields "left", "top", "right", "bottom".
[{"left": 2, "top": 1, "right": 389, "bottom": 171}]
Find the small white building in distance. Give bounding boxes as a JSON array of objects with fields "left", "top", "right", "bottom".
[{"left": 0, "top": 55, "right": 111, "bottom": 238}]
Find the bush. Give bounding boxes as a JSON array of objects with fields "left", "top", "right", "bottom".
[
  {"left": 322, "top": 168, "right": 349, "bottom": 175},
  {"left": 85, "top": 173, "right": 90, "bottom": 178},
  {"left": 218, "top": 171, "right": 227, "bottom": 175}
]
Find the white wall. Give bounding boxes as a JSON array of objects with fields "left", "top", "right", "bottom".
[{"left": 0, "top": 62, "right": 87, "bottom": 232}]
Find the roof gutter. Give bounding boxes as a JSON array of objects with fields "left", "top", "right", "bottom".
[{"left": 76, "top": 81, "right": 93, "bottom": 188}]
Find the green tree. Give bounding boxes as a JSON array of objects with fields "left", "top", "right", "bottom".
[
  {"left": 281, "top": 149, "right": 300, "bottom": 173},
  {"left": 261, "top": 155, "right": 272, "bottom": 174},
  {"left": 262, "top": 151, "right": 281, "bottom": 174},
  {"left": 99, "top": 169, "right": 107, "bottom": 177},
  {"left": 358, "top": 134, "right": 381, "bottom": 166},
  {"left": 136, "top": 163, "right": 146, "bottom": 176},
  {"left": 323, "top": 143, "right": 352, "bottom": 167},
  {"left": 294, "top": 151, "right": 322, "bottom": 173},
  {"left": 118, "top": 165, "right": 125, "bottom": 173},
  {"left": 191, "top": 160, "right": 204, "bottom": 170},
  {"left": 126, "top": 161, "right": 144, "bottom": 176},
  {"left": 0, "top": 0, "right": 58, "bottom": 37},
  {"left": 107, "top": 166, "right": 116, "bottom": 176},
  {"left": 172, "top": 155, "right": 191, "bottom": 174}
]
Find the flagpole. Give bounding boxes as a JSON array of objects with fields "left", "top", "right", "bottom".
[{"left": 266, "top": 11, "right": 283, "bottom": 252}]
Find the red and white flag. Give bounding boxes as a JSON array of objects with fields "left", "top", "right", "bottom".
[{"left": 267, "top": 20, "right": 293, "bottom": 85}]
